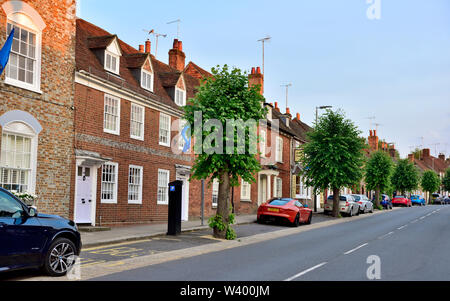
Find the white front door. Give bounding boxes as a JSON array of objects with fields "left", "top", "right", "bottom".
[
  {"left": 181, "top": 178, "right": 189, "bottom": 221},
  {"left": 259, "top": 176, "right": 267, "bottom": 205},
  {"left": 75, "top": 166, "right": 93, "bottom": 224}
]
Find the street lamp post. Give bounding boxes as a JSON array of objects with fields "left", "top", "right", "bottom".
[{"left": 313, "top": 106, "right": 333, "bottom": 212}]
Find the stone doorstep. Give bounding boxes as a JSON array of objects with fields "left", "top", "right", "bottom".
[{"left": 78, "top": 226, "right": 112, "bottom": 233}]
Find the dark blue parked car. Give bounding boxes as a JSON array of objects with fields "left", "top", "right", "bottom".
[{"left": 0, "top": 188, "right": 81, "bottom": 276}]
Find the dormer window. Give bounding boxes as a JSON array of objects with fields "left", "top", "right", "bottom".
[
  {"left": 105, "top": 51, "right": 119, "bottom": 74},
  {"left": 175, "top": 88, "right": 186, "bottom": 106},
  {"left": 141, "top": 69, "right": 153, "bottom": 92}
]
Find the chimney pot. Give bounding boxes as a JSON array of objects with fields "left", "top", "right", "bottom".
[
  {"left": 256, "top": 67, "right": 261, "bottom": 74},
  {"left": 139, "top": 45, "right": 144, "bottom": 53},
  {"left": 296, "top": 113, "right": 300, "bottom": 120},
  {"left": 251, "top": 67, "right": 256, "bottom": 74},
  {"left": 286, "top": 108, "right": 290, "bottom": 115},
  {"left": 178, "top": 40, "right": 183, "bottom": 51},
  {"left": 173, "top": 39, "right": 179, "bottom": 49},
  {"left": 374, "top": 130, "right": 377, "bottom": 137},
  {"left": 369, "top": 130, "right": 373, "bottom": 137}
]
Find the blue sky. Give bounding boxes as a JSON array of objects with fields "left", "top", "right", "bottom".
[{"left": 77, "top": 0, "right": 450, "bottom": 158}]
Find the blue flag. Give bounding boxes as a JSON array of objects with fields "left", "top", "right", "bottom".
[{"left": 0, "top": 28, "right": 15, "bottom": 76}]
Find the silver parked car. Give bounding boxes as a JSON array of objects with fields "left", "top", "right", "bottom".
[
  {"left": 351, "top": 194, "right": 374, "bottom": 214},
  {"left": 324, "top": 195, "right": 360, "bottom": 217}
]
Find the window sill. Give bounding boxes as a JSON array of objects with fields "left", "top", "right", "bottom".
[
  {"left": 159, "top": 142, "right": 171, "bottom": 148},
  {"left": 157, "top": 202, "right": 169, "bottom": 206},
  {"left": 241, "top": 199, "right": 252, "bottom": 203},
  {"left": 101, "top": 200, "right": 117, "bottom": 204},
  {"left": 104, "top": 129, "right": 120, "bottom": 136},
  {"left": 128, "top": 200, "right": 142, "bottom": 205},
  {"left": 131, "top": 135, "right": 144, "bottom": 141},
  {"left": 4, "top": 78, "right": 42, "bottom": 94}
]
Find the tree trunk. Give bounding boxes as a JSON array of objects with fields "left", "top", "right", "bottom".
[
  {"left": 214, "top": 171, "right": 231, "bottom": 239},
  {"left": 332, "top": 187, "right": 340, "bottom": 217},
  {"left": 375, "top": 186, "right": 381, "bottom": 209}
]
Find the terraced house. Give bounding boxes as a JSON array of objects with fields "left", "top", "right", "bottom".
[{"left": 0, "top": 0, "right": 76, "bottom": 217}]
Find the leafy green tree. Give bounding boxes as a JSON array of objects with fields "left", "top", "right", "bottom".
[
  {"left": 365, "top": 151, "right": 393, "bottom": 208},
  {"left": 391, "top": 159, "right": 419, "bottom": 196},
  {"left": 301, "top": 110, "right": 366, "bottom": 217},
  {"left": 443, "top": 168, "right": 450, "bottom": 193},
  {"left": 421, "top": 170, "right": 441, "bottom": 204},
  {"left": 184, "top": 65, "right": 266, "bottom": 239}
]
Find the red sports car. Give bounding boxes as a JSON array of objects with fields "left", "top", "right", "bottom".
[
  {"left": 392, "top": 196, "right": 412, "bottom": 207},
  {"left": 257, "top": 198, "right": 313, "bottom": 227}
]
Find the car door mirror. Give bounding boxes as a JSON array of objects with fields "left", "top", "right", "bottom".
[
  {"left": 28, "top": 207, "right": 38, "bottom": 217},
  {"left": 304, "top": 204, "right": 309, "bottom": 208}
]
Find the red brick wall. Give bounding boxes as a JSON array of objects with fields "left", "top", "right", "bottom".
[{"left": 0, "top": 0, "right": 76, "bottom": 218}]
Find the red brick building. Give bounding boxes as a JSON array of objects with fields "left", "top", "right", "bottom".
[{"left": 0, "top": 0, "right": 76, "bottom": 217}]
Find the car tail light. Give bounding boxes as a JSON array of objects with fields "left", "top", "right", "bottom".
[
  {"left": 358, "top": 201, "right": 363, "bottom": 204},
  {"left": 345, "top": 202, "right": 349, "bottom": 207}
]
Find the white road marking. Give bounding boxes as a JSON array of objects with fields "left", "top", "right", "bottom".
[
  {"left": 397, "top": 225, "right": 407, "bottom": 230},
  {"left": 419, "top": 216, "right": 426, "bottom": 220},
  {"left": 284, "top": 262, "right": 328, "bottom": 281},
  {"left": 378, "top": 232, "right": 394, "bottom": 239},
  {"left": 344, "top": 243, "right": 369, "bottom": 255},
  {"left": 411, "top": 219, "right": 419, "bottom": 223}
]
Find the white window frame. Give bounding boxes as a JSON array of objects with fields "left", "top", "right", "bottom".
[
  {"left": 4, "top": 20, "right": 42, "bottom": 94},
  {"left": 276, "top": 136, "right": 283, "bottom": 163},
  {"left": 101, "top": 162, "right": 118, "bottom": 204},
  {"left": 159, "top": 113, "right": 171, "bottom": 147},
  {"left": 130, "top": 103, "right": 144, "bottom": 141},
  {"left": 175, "top": 87, "right": 186, "bottom": 106},
  {"left": 0, "top": 122, "right": 38, "bottom": 194},
  {"left": 104, "top": 50, "right": 120, "bottom": 74},
  {"left": 157, "top": 169, "right": 170, "bottom": 205},
  {"left": 241, "top": 179, "right": 251, "bottom": 201},
  {"left": 103, "top": 94, "right": 120, "bottom": 135},
  {"left": 141, "top": 69, "right": 154, "bottom": 92},
  {"left": 212, "top": 179, "right": 219, "bottom": 208},
  {"left": 260, "top": 129, "right": 267, "bottom": 158},
  {"left": 128, "top": 165, "right": 143, "bottom": 204},
  {"left": 274, "top": 177, "right": 282, "bottom": 198}
]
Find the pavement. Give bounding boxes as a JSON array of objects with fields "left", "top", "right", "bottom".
[
  {"left": 86, "top": 205, "right": 450, "bottom": 281},
  {"left": 80, "top": 214, "right": 258, "bottom": 248}
]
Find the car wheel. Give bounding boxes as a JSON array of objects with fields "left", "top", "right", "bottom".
[
  {"left": 43, "top": 237, "right": 77, "bottom": 277},
  {"left": 349, "top": 208, "right": 353, "bottom": 217},
  {"left": 306, "top": 213, "right": 312, "bottom": 225},
  {"left": 293, "top": 214, "right": 300, "bottom": 227}
]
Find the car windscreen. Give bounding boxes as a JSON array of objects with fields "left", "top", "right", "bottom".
[
  {"left": 269, "top": 199, "right": 291, "bottom": 206},
  {"left": 352, "top": 195, "right": 361, "bottom": 201},
  {"left": 394, "top": 196, "right": 405, "bottom": 199}
]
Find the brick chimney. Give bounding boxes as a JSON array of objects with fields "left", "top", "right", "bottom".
[
  {"left": 169, "top": 39, "right": 186, "bottom": 71},
  {"left": 139, "top": 45, "right": 145, "bottom": 53},
  {"left": 274, "top": 102, "right": 280, "bottom": 112},
  {"left": 368, "top": 130, "right": 379, "bottom": 152},
  {"left": 145, "top": 39, "right": 151, "bottom": 54},
  {"left": 248, "top": 66, "right": 264, "bottom": 95},
  {"left": 438, "top": 154, "right": 445, "bottom": 161},
  {"left": 389, "top": 144, "right": 396, "bottom": 158},
  {"left": 422, "top": 149, "right": 431, "bottom": 158},
  {"left": 408, "top": 154, "right": 414, "bottom": 163}
]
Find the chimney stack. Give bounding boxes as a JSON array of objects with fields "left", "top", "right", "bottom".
[
  {"left": 248, "top": 66, "right": 264, "bottom": 95},
  {"left": 439, "top": 154, "right": 445, "bottom": 161},
  {"left": 422, "top": 148, "right": 431, "bottom": 158},
  {"left": 408, "top": 154, "right": 414, "bottom": 163},
  {"left": 274, "top": 102, "right": 280, "bottom": 112},
  {"left": 145, "top": 39, "right": 151, "bottom": 54},
  {"left": 168, "top": 39, "right": 186, "bottom": 71},
  {"left": 139, "top": 45, "right": 145, "bottom": 53},
  {"left": 286, "top": 108, "right": 291, "bottom": 116},
  {"left": 368, "top": 130, "right": 378, "bottom": 152}
]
